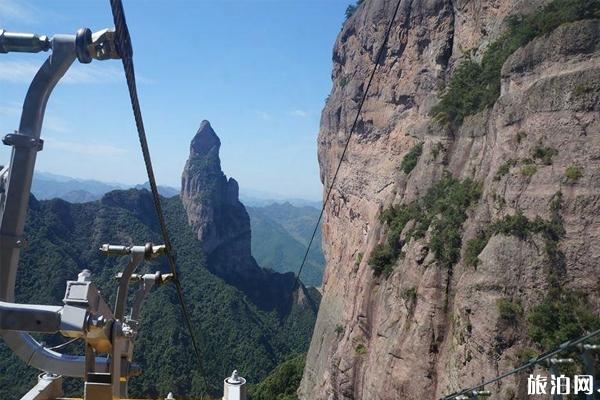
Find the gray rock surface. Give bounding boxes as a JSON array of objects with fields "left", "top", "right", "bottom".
[{"left": 300, "top": 1, "right": 600, "bottom": 398}]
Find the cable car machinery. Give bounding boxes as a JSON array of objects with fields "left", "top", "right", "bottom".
[{"left": 0, "top": 25, "right": 173, "bottom": 400}]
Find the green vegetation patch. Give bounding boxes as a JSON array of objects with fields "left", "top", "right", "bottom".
[
  {"left": 431, "top": 142, "right": 445, "bottom": 159},
  {"left": 574, "top": 84, "right": 594, "bottom": 96},
  {"left": 497, "top": 298, "right": 523, "bottom": 322},
  {"left": 516, "top": 347, "right": 538, "bottom": 363},
  {"left": 520, "top": 164, "right": 538, "bottom": 177},
  {"left": 431, "top": 0, "right": 600, "bottom": 129},
  {"left": 528, "top": 290, "right": 600, "bottom": 349},
  {"left": 565, "top": 165, "right": 583, "bottom": 182},
  {"left": 369, "top": 243, "right": 397, "bottom": 277},
  {"left": 464, "top": 231, "right": 489, "bottom": 267},
  {"left": 355, "top": 252, "right": 363, "bottom": 266},
  {"left": 532, "top": 146, "right": 558, "bottom": 165},
  {"left": 494, "top": 159, "right": 517, "bottom": 181},
  {"left": 355, "top": 343, "right": 368, "bottom": 355},
  {"left": 369, "top": 174, "right": 481, "bottom": 276},
  {"left": 401, "top": 287, "right": 417, "bottom": 303},
  {"left": 464, "top": 193, "right": 564, "bottom": 278},
  {"left": 248, "top": 354, "right": 306, "bottom": 400},
  {"left": 400, "top": 142, "right": 424, "bottom": 174}
]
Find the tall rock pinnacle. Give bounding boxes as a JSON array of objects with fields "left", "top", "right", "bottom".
[
  {"left": 181, "top": 120, "right": 248, "bottom": 256},
  {"left": 180, "top": 120, "right": 315, "bottom": 314},
  {"left": 190, "top": 120, "right": 221, "bottom": 157}
]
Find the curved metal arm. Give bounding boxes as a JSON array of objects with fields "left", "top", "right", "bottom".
[
  {"left": 0, "top": 35, "right": 75, "bottom": 301},
  {"left": 0, "top": 34, "right": 109, "bottom": 378},
  {"left": 0, "top": 301, "right": 62, "bottom": 333},
  {"left": 2, "top": 331, "right": 109, "bottom": 377}
]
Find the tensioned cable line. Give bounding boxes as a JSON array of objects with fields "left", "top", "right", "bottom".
[
  {"left": 47, "top": 337, "right": 81, "bottom": 351},
  {"left": 293, "top": 0, "right": 403, "bottom": 289},
  {"left": 441, "top": 327, "right": 600, "bottom": 399},
  {"left": 108, "top": 0, "right": 208, "bottom": 396}
]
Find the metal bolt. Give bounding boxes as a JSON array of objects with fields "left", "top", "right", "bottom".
[
  {"left": 121, "top": 323, "right": 135, "bottom": 338},
  {"left": 90, "top": 315, "right": 106, "bottom": 328}
]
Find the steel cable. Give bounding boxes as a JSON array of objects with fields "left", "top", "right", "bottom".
[
  {"left": 108, "top": 0, "right": 208, "bottom": 396},
  {"left": 293, "top": 0, "right": 403, "bottom": 290},
  {"left": 441, "top": 327, "right": 600, "bottom": 399}
]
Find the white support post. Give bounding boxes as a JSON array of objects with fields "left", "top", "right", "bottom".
[{"left": 223, "top": 370, "right": 247, "bottom": 400}]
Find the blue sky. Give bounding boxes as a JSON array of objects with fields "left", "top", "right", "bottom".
[{"left": 0, "top": 0, "right": 349, "bottom": 200}]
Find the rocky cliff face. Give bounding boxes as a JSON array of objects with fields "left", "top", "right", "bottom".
[
  {"left": 300, "top": 1, "right": 600, "bottom": 399},
  {"left": 182, "top": 120, "right": 249, "bottom": 258},
  {"left": 181, "top": 120, "right": 318, "bottom": 314}
]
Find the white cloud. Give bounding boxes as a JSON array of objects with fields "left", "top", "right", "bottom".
[
  {"left": 44, "top": 116, "right": 71, "bottom": 133},
  {"left": 290, "top": 109, "right": 309, "bottom": 118},
  {"left": 0, "top": 60, "right": 153, "bottom": 85},
  {"left": 63, "top": 64, "right": 124, "bottom": 84},
  {"left": 0, "top": 61, "right": 39, "bottom": 83},
  {"left": 255, "top": 110, "right": 272, "bottom": 121},
  {"left": 0, "top": 102, "right": 70, "bottom": 133},
  {"left": 0, "top": 0, "right": 39, "bottom": 25},
  {"left": 44, "top": 137, "right": 128, "bottom": 157},
  {"left": 0, "top": 103, "right": 20, "bottom": 117}
]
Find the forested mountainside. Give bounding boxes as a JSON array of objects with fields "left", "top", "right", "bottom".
[
  {"left": 0, "top": 122, "right": 318, "bottom": 399},
  {"left": 301, "top": 0, "right": 600, "bottom": 399},
  {"left": 30, "top": 171, "right": 326, "bottom": 285},
  {"left": 248, "top": 202, "right": 325, "bottom": 287}
]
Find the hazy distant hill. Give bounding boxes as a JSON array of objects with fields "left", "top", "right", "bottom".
[
  {"left": 31, "top": 171, "right": 126, "bottom": 202},
  {"left": 241, "top": 189, "right": 321, "bottom": 209},
  {"left": 31, "top": 171, "right": 320, "bottom": 207},
  {"left": 248, "top": 202, "right": 324, "bottom": 287},
  {"left": 31, "top": 172, "right": 180, "bottom": 202},
  {"left": 134, "top": 181, "right": 180, "bottom": 198}
]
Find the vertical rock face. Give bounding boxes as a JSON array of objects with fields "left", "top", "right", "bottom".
[
  {"left": 300, "top": 1, "right": 600, "bottom": 399},
  {"left": 181, "top": 120, "right": 318, "bottom": 314}
]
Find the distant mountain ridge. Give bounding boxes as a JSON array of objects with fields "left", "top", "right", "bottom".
[
  {"left": 248, "top": 202, "right": 324, "bottom": 287},
  {"left": 31, "top": 171, "right": 320, "bottom": 207},
  {"left": 31, "top": 172, "right": 179, "bottom": 202},
  {"left": 31, "top": 172, "right": 127, "bottom": 202}
]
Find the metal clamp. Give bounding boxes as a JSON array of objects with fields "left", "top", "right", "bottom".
[
  {"left": 2, "top": 133, "right": 44, "bottom": 151},
  {"left": 455, "top": 390, "right": 491, "bottom": 400},
  {"left": 76, "top": 28, "right": 120, "bottom": 64},
  {"left": 100, "top": 243, "right": 166, "bottom": 260}
]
